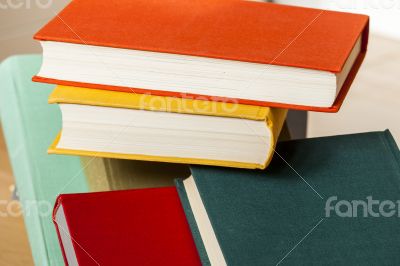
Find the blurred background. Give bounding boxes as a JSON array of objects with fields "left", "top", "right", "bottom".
[{"left": 0, "top": 0, "right": 399, "bottom": 264}]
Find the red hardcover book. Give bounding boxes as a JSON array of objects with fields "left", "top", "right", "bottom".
[
  {"left": 33, "top": 0, "right": 369, "bottom": 112},
  {"left": 53, "top": 188, "right": 201, "bottom": 265}
]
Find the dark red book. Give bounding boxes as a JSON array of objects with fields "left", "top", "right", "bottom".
[{"left": 53, "top": 187, "right": 201, "bottom": 265}]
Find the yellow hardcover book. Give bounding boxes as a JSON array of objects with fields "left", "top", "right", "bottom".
[{"left": 48, "top": 85, "right": 287, "bottom": 169}]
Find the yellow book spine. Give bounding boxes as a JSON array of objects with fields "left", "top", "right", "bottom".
[{"left": 263, "top": 108, "right": 288, "bottom": 168}]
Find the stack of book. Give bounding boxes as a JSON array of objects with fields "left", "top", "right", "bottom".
[
  {"left": 31, "top": 0, "right": 400, "bottom": 264},
  {"left": 33, "top": 0, "right": 368, "bottom": 169}
]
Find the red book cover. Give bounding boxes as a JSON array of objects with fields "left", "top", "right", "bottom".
[
  {"left": 33, "top": 0, "right": 369, "bottom": 112},
  {"left": 53, "top": 187, "right": 201, "bottom": 265}
]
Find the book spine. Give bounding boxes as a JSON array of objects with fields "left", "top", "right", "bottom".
[
  {"left": 52, "top": 196, "right": 69, "bottom": 266},
  {"left": 0, "top": 57, "right": 50, "bottom": 266},
  {"left": 175, "top": 179, "right": 211, "bottom": 266}
]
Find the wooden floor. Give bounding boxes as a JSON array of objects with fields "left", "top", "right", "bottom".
[{"left": 0, "top": 34, "right": 399, "bottom": 264}]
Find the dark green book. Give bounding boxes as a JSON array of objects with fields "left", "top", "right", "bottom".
[{"left": 176, "top": 130, "right": 400, "bottom": 266}]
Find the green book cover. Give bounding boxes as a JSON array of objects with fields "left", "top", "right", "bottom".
[
  {"left": 0, "top": 55, "right": 89, "bottom": 266},
  {"left": 176, "top": 130, "right": 400, "bottom": 265}
]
